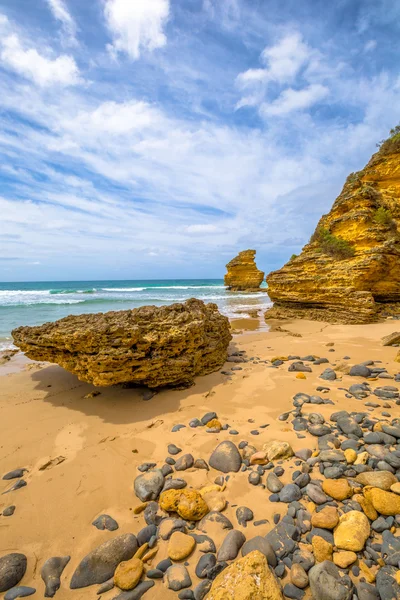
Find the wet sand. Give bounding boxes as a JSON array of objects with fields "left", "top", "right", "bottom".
[{"left": 1, "top": 318, "right": 400, "bottom": 598}]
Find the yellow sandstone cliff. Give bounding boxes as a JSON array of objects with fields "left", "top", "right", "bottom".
[
  {"left": 266, "top": 131, "right": 400, "bottom": 324},
  {"left": 224, "top": 249, "right": 264, "bottom": 291}
]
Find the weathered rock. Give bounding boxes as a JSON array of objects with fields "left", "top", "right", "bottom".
[
  {"left": 114, "top": 557, "right": 143, "bottom": 591},
  {"left": 0, "top": 554, "right": 27, "bottom": 593},
  {"left": 205, "top": 550, "right": 283, "bottom": 599},
  {"left": 322, "top": 479, "right": 352, "bottom": 501},
  {"left": 312, "top": 536, "right": 333, "bottom": 562},
  {"left": 12, "top": 299, "right": 232, "bottom": 388},
  {"left": 364, "top": 486, "right": 400, "bottom": 515},
  {"left": 333, "top": 511, "right": 370, "bottom": 552},
  {"left": 224, "top": 250, "right": 264, "bottom": 291},
  {"left": 70, "top": 534, "right": 138, "bottom": 589},
  {"left": 311, "top": 506, "right": 338, "bottom": 530},
  {"left": 290, "top": 564, "right": 308, "bottom": 589},
  {"left": 333, "top": 551, "right": 357, "bottom": 568},
  {"left": 262, "top": 440, "right": 293, "bottom": 461},
  {"left": 41, "top": 556, "right": 70, "bottom": 597},
  {"left": 168, "top": 532, "right": 196, "bottom": 561},
  {"left": 309, "top": 560, "right": 354, "bottom": 600},
  {"left": 376, "top": 565, "right": 400, "bottom": 600},
  {"left": 159, "top": 489, "right": 209, "bottom": 521},
  {"left": 382, "top": 332, "right": 400, "bottom": 346},
  {"left": 134, "top": 470, "right": 164, "bottom": 502},
  {"left": 209, "top": 441, "right": 242, "bottom": 473},
  {"left": 165, "top": 564, "right": 192, "bottom": 591},
  {"left": 265, "top": 139, "right": 400, "bottom": 324},
  {"left": 356, "top": 471, "right": 397, "bottom": 490},
  {"left": 381, "top": 529, "right": 400, "bottom": 566}
]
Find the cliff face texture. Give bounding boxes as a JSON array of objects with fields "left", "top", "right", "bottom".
[
  {"left": 266, "top": 138, "right": 400, "bottom": 324},
  {"left": 12, "top": 299, "right": 232, "bottom": 388},
  {"left": 224, "top": 249, "right": 264, "bottom": 291}
]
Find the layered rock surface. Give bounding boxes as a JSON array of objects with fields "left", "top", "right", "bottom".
[
  {"left": 266, "top": 137, "right": 400, "bottom": 323},
  {"left": 224, "top": 250, "right": 264, "bottom": 291},
  {"left": 12, "top": 299, "right": 232, "bottom": 388}
]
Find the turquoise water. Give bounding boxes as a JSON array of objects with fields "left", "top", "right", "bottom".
[{"left": 0, "top": 279, "right": 271, "bottom": 349}]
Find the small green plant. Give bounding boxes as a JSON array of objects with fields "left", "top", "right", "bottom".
[
  {"left": 377, "top": 124, "right": 400, "bottom": 153},
  {"left": 290, "top": 254, "right": 298, "bottom": 260},
  {"left": 373, "top": 206, "right": 394, "bottom": 227},
  {"left": 311, "top": 227, "right": 355, "bottom": 259}
]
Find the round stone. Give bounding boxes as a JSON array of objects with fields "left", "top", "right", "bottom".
[
  {"left": 322, "top": 479, "right": 352, "bottom": 501},
  {"left": 333, "top": 551, "right": 357, "bottom": 568},
  {"left": 209, "top": 441, "right": 242, "bottom": 473},
  {"left": 291, "top": 563, "right": 309, "bottom": 589},
  {"left": 168, "top": 532, "right": 196, "bottom": 561},
  {"left": 311, "top": 506, "right": 339, "bottom": 530},
  {"left": 334, "top": 511, "right": 370, "bottom": 552}
]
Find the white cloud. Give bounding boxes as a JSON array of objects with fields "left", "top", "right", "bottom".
[
  {"left": 236, "top": 32, "right": 315, "bottom": 108},
  {"left": 185, "top": 224, "right": 221, "bottom": 234},
  {"left": 0, "top": 33, "right": 81, "bottom": 87},
  {"left": 261, "top": 84, "right": 329, "bottom": 116},
  {"left": 104, "top": 0, "right": 170, "bottom": 60},
  {"left": 46, "top": 0, "right": 78, "bottom": 46}
]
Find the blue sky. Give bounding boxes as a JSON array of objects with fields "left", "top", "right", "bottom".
[{"left": 1, "top": 0, "right": 400, "bottom": 282}]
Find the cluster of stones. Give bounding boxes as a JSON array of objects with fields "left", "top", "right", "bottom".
[{"left": 2, "top": 351, "right": 400, "bottom": 598}]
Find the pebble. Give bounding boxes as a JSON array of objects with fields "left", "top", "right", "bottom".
[
  {"left": 168, "top": 444, "right": 182, "bottom": 455},
  {"left": 2, "top": 506, "right": 16, "bottom": 517},
  {"left": 134, "top": 470, "right": 164, "bottom": 502},
  {"left": 2, "top": 479, "right": 27, "bottom": 494},
  {"left": 209, "top": 441, "right": 242, "bottom": 473},
  {"left": 166, "top": 564, "right": 192, "bottom": 591},
  {"left": 0, "top": 554, "right": 27, "bottom": 593},
  {"left": 175, "top": 454, "right": 194, "bottom": 471},
  {"left": 41, "top": 556, "right": 70, "bottom": 597},
  {"left": 217, "top": 530, "right": 245, "bottom": 561},
  {"left": 309, "top": 560, "right": 354, "bottom": 600},
  {"left": 290, "top": 563, "right": 309, "bottom": 588},
  {"left": 168, "top": 532, "right": 196, "bottom": 561},
  {"left": 2, "top": 469, "right": 26, "bottom": 480},
  {"left": 70, "top": 534, "right": 138, "bottom": 589},
  {"left": 92, "top": 514, "right": 119, "bottom": 531},
  {"left": 171, "top": 424, "right": 186, "bottom": 432},
  {"left": 283, "top": 583, "right": 305, "bottom": 599},
  {"left": 235, "top": 506, "right": 253, "bottom": 527},
  {"left": 4, "top": 587, "right": 36, "bottom": 600}
]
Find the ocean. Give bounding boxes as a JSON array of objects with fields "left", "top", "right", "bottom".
[{"left": 0, "top": 279, "right": 271, "bottom": 350}]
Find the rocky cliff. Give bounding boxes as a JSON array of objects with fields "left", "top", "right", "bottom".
[
  {"left": 224, "top": 249, "right": 264, "bottom": 291},
  {"left": 266, "top": 131, "right": 400, "bottom": 324},
  {"left": 12, "top": 299, "right": 232, "bottom": 388}
]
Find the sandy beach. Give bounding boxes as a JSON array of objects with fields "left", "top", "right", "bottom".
[{"left": 1, "top": 318, "right": 400, "bottom": 598}]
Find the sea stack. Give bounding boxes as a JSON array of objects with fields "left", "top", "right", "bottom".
[
  {"left": 224, "top": 249, "right": 264, "bottom": 291},
  {"left": 266, "top": 132, "right": 400, "bottom": 324},
  {"left": 12, "top": 299, "right": 232, "bottom": 388}
]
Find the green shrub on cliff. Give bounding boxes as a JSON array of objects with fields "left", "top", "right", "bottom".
[
  {"left": 377, "top": 124, "right": 400, "bottom": 154},
  {"left": 373, "top": 206, "right": 393, "bottom": 226},
  {"left": 311, "top": 227, "right": 355, "bottom": 259}
]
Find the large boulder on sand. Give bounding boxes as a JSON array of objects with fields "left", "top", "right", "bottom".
[{"left": 12, "top": 299, "right": 232, "bottom": 388}]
